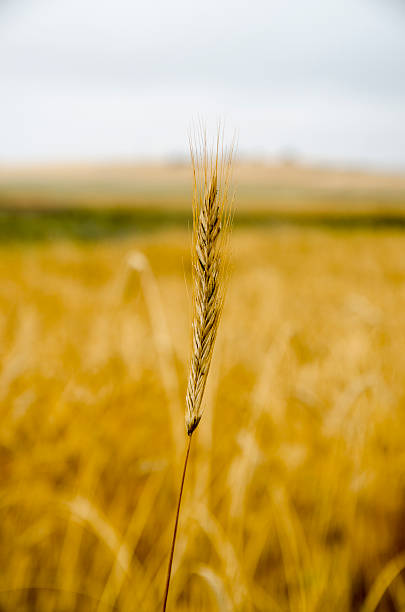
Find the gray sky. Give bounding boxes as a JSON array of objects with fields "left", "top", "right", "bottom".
[{"left": 1, "top": 0, "right": 405, "bottom": 169}]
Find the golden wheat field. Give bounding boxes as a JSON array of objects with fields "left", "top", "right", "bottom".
[{"left": 1, "top": 208, "right": 405, "bottom": 611}]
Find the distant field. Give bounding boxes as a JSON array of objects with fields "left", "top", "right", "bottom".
[
  {"left": 1, "top": 161, "right": 405, "bottom": 211},
  {"left": 1, "top": 162, "right": 405, "bottom": 241}
]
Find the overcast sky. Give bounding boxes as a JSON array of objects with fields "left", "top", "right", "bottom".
[{"left": 0, "top": 0, "right": 405, "bottom": 169}]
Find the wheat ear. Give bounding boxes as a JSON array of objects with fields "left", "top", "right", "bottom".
[
  {"left": 162, "top": 132, "right": 233, "bottom": 611},
  {"left": 185, "top": 132, "right": 233, "bottom": 434}
]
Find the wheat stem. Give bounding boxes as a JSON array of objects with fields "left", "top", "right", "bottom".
[{"left": 162, "top": 434, "right": 192, "bottom": 612}]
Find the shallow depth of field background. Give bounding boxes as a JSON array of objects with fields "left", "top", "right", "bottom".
[
  {"left": 1, "top": 165, "right": 405, "bottom": 612},
  {"left": 2, "top": 1, "right": 405, "bottom": 610}
]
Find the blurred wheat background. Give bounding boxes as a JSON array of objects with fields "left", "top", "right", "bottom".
[{"left": 1, "top": 161, "right": 405, "bottom": 611}]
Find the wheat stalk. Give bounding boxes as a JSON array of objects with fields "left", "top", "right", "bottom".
[{"left": 162, "top": 130, "right": 234, "bottom": 611}]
